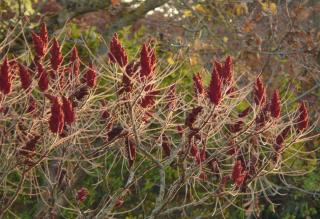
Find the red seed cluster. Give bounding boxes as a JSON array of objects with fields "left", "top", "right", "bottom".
[
  {"left": 120, "top": 62, "right": 139, "bottom": 94},
  {"left": 49, "top": 96, "right": 65, "bottom": 134},
  {"left": 62, "top": 96, "right": 75, "bottom": 125},
  {"left": 176, "top": 125, "right": 184, "bottom": 137},
  {"left": 192, "top": 73, "right": 204, "bottom": 96},
  {"left": 214, "top": 61, "right": 223, "bottom": 76},
  {"left": 199, "top": 144, "right": 206, "bottom": 163},
  {"left": 254, "top": 76, "right": 266, "bottom": 106},
  {"left": 231, "top": 160, "right": 247, "bottom": 187},
  {"left": 0, "top": 58, "right": 13, "bottom": 95},
  {"left": 18, "top": 64, "right": 32, "bottom": 90},
  {"left": 188, "top": 134, "right": 202, "bottom": 163},
  {"left": 108, "top": 33, "right": 128, "bottom": 67},
  {"left": 76, "top": 187, "right": 89, "bottom": 202},
  {"left": 20, "top": 136, "right": 40, "bottom": 158},
  {"left": 274, "top": 126, "right": 290, "bottom": 152},
  {"left": 208, "top": 66, "right": 222, "bottom": 105},
  {"left": 83, "top": 62, "right": 97, "bottom": 88},
  {"left": 185, "top": 106, "right": 203, "bottom": 129},
  {"left": 190, "top": 142, "right": 199, "bottom": 158},
  {"left": 213, "top": 56, "right": 233, "bottom": 85},
  {"left": 140, "top": 43, "right": 156, "bottom": 78},
  {"left": 32, "top": 32, "right": 46, "bottom": 58},
  {"left": 221, "top": 56, "right": 233, "bottom": 84},
  {"left": 39, "top": 23, "right": 48, "bottom": 46},
  {"left": 140, "top": 84, "right": 157, "bottom": 108},
  {"left": 270, "top": 90, "right": 281, "bottom": 118},
  {"left": 296, "top": 102, "right": 308, "bottom": 131},
  {"left": 37, "top": 62, "right": 49, "bottom": 92},
  {"left": 50, "top": 38, "right": 63, "bottom": 71},
  {"left": 70, "top": 46, "right": 80, "bottom": 79}
]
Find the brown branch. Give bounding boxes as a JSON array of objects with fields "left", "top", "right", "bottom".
[
  {"left": 46, "top": 0, "right": 169, "bottom": 43},
  {"left": 103, "top": 0, "right": 170, "bottom": 39}
]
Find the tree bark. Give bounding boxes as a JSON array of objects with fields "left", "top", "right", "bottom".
[{"left": 45, "top": 0, "right": 169, "bottom": 54}]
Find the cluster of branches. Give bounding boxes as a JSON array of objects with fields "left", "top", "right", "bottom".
[
  {"left": 0, "top": 23, "right": 317, "bottom": 218},
  {"left": 169, "top": 0, "right": 320, "bottom": 103}
]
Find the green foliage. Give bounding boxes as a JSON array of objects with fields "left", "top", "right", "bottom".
[{"left": 303, "top": 170, "right": 320, "bottom": 192}]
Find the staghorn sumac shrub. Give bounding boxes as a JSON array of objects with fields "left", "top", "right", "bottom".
[{"left": 0, "top": 24, "right": 318, "bottom": 218}]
